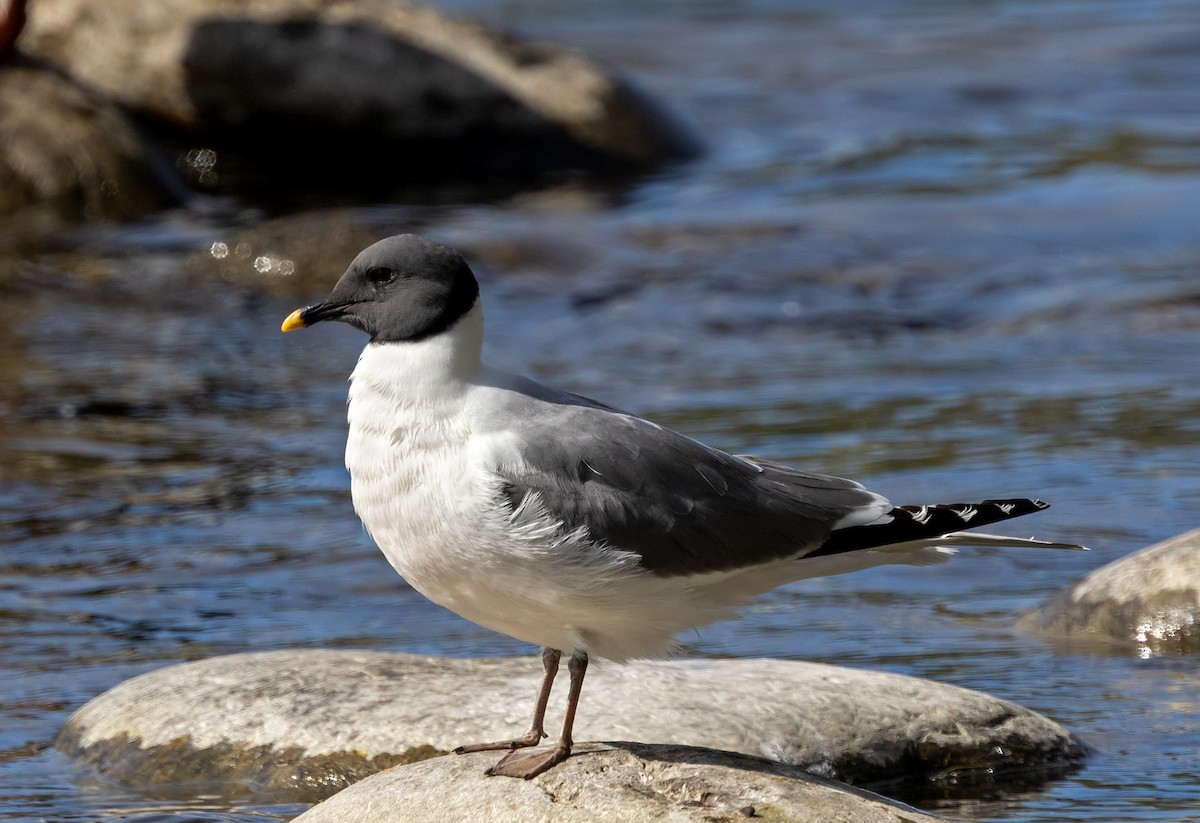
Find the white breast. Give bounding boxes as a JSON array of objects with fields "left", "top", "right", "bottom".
[
  {"left": 345, "top": 316, "right": 484, "bottom": 600},
  {"left": 342, "top": 308, "right": 764, "bottom": 661}
]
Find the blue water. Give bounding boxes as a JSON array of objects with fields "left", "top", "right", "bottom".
[{"left": 2, "top": 0, "right": 1200, "bottom": 820}]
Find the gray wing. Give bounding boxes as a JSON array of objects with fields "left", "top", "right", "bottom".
[{"left": 486, "top": 382, "right": 890, "bottom": 578}]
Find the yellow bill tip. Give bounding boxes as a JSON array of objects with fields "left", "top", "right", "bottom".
[{"left": 281, "top": 308, "right": 307, "bottom": 332}]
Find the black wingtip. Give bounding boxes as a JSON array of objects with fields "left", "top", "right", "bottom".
[
  {"left": 813, "top": 497, "right": 1055, "bottom": 557},
  {"left": 986, "top": 497, "right": 1050, "bottom": 512}
]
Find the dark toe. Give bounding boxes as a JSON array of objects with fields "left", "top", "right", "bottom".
[{"left": 486, "top": 745, "right": 571, "bottom": 779}]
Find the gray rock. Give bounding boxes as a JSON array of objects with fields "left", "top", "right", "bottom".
[
  {"left": 23, "top": 0, "right": 698, "bottom": 189},
  {"left": 0, "top": 58, "right": 184, "bottom": 227},
  {"left": 57, "top": 650, "right": 1086, "bottom": 800},
  {"left": 1019, "top": 528, "right": 1200, "bottom": 654},
  {"left": 293, "top": 741, "right": 948, "bottom": 823}
]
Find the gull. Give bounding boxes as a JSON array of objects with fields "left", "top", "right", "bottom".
[{"left": 281, "top": 233, "right": 1081, "bottom": 779}]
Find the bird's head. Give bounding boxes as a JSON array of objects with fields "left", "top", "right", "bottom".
[{"left": 281, "top": 234, "right": 479, "bottom": 342}]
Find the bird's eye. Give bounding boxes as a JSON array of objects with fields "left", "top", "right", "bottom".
[{"left": 365, "top": 267, "right": 397, "bottom": 286}]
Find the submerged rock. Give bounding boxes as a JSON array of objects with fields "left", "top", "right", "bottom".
[
  {"left": 1019, "top": 528, "right": 1200, "bottom": 654},
  {"left": 183, "top": 211, "right": 388, "bottom": 295},
  {"left": 57, "top": 650, "right": 1086, "bottom": 801},
  {"left": 293, "top": 741, "right": 948, "bottom": 823},
  {"left": 23, "top": 0, "right": 699, "bottom": 199}
]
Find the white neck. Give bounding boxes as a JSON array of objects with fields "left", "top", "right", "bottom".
[{"left": 348, "top": 301, "right": 485, "bottom": 409}]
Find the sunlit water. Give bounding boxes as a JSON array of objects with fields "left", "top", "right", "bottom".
[{"left": 3, "top": 0, "right": 1200, "bottom": 820}]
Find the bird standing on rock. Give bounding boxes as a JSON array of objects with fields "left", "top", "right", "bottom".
[{"left": 281, "top": 233, "right": 1081, "bottom": 779}]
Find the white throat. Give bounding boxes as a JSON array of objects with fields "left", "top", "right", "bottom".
[
  {"left": 348, "top": 301, "right": 485, "bottom": 406},
  {"left": 344, "top": 302, "right": 485, "bottom": 524}
]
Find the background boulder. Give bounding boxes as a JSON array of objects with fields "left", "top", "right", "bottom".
[
  {"left": 0, "top": 59, "right": 184, "bottom": 227},
  {"left": 23, "top": 0, "right": 700, "bottom": 201},
  {"left": 1020, "top": 528, "right": 1200, "bottom": 654}
]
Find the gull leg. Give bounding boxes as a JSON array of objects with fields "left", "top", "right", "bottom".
[
  {"left": 454, "top": 647, "right": 560, "bottom": 754},
  {"left": 487, "top": 650, "right": 589, "bottom": 779}
]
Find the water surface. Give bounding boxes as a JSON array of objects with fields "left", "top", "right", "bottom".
[{"left": 2, "top": 0, "right": 1199, "bottom": 820}]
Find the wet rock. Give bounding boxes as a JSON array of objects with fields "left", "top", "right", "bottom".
[
  {"left": 0, "top": 58, "right": 184, "bottom": 228},
  {"left": 1019, "top": 528, "right": 1200, "bottom": 654},
  {"left": 57, "top": 650, "right": 1086, "bottom": 801},
  {"left": 23, "top": 0, "right": 699, "bottom": 198},
  {"left": 293, "top": 741, "right": 947, "bottom": 823}
]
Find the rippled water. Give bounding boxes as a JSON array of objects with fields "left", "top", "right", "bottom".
[{"left": 3, "top": 0, "right": 1200, "bottom": 820}]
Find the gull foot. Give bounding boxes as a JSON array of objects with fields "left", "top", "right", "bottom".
[
  {"left": 485, "top": 744, "right": 571, "bottom": 779},
  {"left": 454, "top": 729, "right": 545, "bottom": 755}
]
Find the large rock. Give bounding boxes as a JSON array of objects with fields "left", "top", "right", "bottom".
[
  {"left": 56, "top": 650, "right": 1086, "bottom": 801},
  {"left": 23, "top": 0, "right": 698, "bottom": 194},
  {"left": 1019, "top": 528, "right": 1200, "bottom": 654},
  {"left": 0, "top": 58, "right": 184, "bottom": 226},
  {"left": 293, "top": 742, "right": 948, "bottom": 823}
]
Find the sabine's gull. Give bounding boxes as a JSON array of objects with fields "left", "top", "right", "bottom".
[{"left": 282, "top": 234, "right": 1081, "bottom": 779}]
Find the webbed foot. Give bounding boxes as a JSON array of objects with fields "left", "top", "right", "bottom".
[{"left": 485, "top": 744, "right": 571, "bottom": 779}]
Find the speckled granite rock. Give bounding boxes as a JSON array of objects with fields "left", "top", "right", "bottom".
[
  {"left": 293, "top": 741, "right": 948, "bottom": 823},
  {"left": 1019, "top": 528, "right": 1200, "bottom": 654},
  {"left": 56, "top": 650, "right": 1086, "bottom": 800},
  {"left": 23, "top": 0, "right": 698, "bottom": 189}
]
